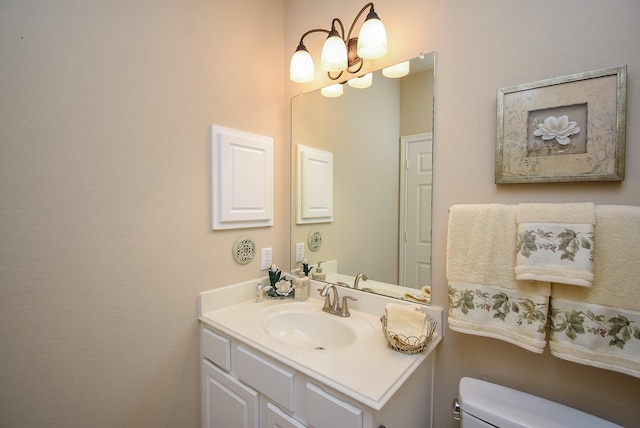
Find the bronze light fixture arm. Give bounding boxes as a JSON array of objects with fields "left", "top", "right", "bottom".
[
  {"left": 329, "top": 3, "right": 377, "bottom": 80},
  {"left": 345, "top": 2, "right": 376, "bottom": 44},
  {"left": 293, "top": 28, "right": 329, "bottom": 58},
  {"left": 291, "top": 3, "right": 381, "bottom": 82},
  {"left": 296, "top": 28, "right": 330, "bottom": 48}
]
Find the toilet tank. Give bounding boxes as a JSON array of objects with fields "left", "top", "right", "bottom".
[{"left": 456, "top": 377, "right": 622, "bottom": 428}]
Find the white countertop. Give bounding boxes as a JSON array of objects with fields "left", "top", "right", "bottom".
[{"left": 198, "top": 278, "right": 443, "bottom": 410}]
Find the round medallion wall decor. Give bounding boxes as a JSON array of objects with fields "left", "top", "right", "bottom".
[
  {"left": 232, "top": 236, "right": 256, "bottom": 265},
  {"left": 307, "top": 230, "right": 322, "bottom": 252}
]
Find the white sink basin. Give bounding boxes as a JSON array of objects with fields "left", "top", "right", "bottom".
[{"left": 256, "top": 301, "right": 372, "bottom": 351}]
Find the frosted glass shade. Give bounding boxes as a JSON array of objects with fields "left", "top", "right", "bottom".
[
  {"left": 356, "top": 17, "right": 387, "bottom": 59},
  {"left": 290, "top": 48, "right": 315, "bottom": 83},
  {"left": 347, "top": 73, "right": 372, "bottom": 89},
  {"left": 321, "top": 35, "right": 348, "bottom": 72},
  {"left": 321, "top": 83, "right": 343, "bottom": 98},
  {"left": 382, "top": 61, "right": 410, "bottom": 78}
]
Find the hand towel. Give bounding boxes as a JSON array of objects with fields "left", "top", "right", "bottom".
[
  {"left": 549, "top": 205, "right": 640, "bottom": 378},
  {"left": 385, "top": 302, "right": 422, "bottom": 316},
  {"left": 447, "top": 204, "right": 550, "bottom": 353},
  {"left": 516, "top": 203, "right": 595, "bottom": 287},
  {"left": 403, "top": 285, "right": 431, "bottom": 304},
  {"left": 385, "top": 303, "right": 428, "bottom": 339},
  {"left": 402, "top": 294, "right": 429, "bottom": 304}
]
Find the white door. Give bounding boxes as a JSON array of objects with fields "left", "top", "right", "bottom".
[{"left": 399, "top": 133, "right": 432, "bottom": 289}]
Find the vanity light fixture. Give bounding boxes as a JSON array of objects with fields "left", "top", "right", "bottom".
[{"left": 289, "top": 3, "right": 387, "bottom": 84}]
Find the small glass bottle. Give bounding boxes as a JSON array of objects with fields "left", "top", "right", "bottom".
[
  {"left": 294, "top": 271, "right": 309, "bottom": 302},
  {"left": 255, "top": 281, "right": 263, "bottom": 303}
]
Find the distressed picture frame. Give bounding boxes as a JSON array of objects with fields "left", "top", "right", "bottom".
[{"left": 496, "top": 66, "right": 627, "bottom": 184}]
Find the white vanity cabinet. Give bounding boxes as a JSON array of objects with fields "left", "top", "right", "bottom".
[{"left": 200, "top": 326, "right": 435, "bottom": 428}]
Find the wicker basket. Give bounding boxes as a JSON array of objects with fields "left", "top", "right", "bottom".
[{"left": 380, "top": 313, "right": 436, "bottom": 355}]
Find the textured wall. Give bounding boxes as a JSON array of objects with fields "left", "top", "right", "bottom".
[{"left": 0, "top": 0, "right": 285, "bottom": 426}]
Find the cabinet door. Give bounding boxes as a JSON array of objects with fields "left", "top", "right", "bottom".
[
  {"left": 202, "top": 359, "right": 259, "bottom": 428},
  {"left": 265, "top": 402, "right": 306, "bottom": 428}
]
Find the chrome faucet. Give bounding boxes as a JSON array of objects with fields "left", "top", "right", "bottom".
[
  {"left": 318, "top": 283, "right": 357, "bottom": 317},
  {"left": 353, "top": 272, "right": 368, "bottom": 289}
]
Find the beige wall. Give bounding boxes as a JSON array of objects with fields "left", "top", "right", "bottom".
[
  {"left": 286, "top": 0, "right": 640, "bottom": 427},
  {"left": 1, "top": 0, "right": 639, "bottom": 426},
  {"left": 1, "top": 0, "right": 285, "bottom": 426}
]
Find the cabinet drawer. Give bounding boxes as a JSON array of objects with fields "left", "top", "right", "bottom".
[
  {"left": 201, "top": 328, "right": 231, "bottom": 371},
  {"left": 266, "top": 402, "right": 306, "bottom": 428},
  {"left": 306, "top": 383, "right": 362, "bottom": 428},
  {"left": 236, "top": 345, "right": 296, "bottom": 412}
]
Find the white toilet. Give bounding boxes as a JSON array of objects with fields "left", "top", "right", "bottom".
[{"left": 454, "top": 377, "right": 622, "bottom": 427}]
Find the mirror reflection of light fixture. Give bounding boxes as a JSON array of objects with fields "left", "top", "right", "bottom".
[
  {"left": 347, "top": 73, "right": 373, "bottom": 89},
  {"left": 382, "top": 61, "right": 410, "bottom": 78},
  {"left": 289, "top": 3, "right": 387, "bottom": 84},
  {"left": 320, "top": 83, "right": 344, "bottom": 98}
]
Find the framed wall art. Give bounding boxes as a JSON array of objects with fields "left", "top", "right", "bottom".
[{"left": 495, "top": 66, "right": 627, "bottom": 184}]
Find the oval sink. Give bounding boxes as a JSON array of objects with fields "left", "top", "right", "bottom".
[{"left": 256, "top": 303, "right": 366, "bottom": 351}]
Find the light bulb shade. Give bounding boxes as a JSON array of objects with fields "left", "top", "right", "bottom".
[
  {"left": 321, "top": 83, "right": 344, "bottom": 97},
  {"left": 347, "top": 73, "right": 372, "bottom": 89},
  {"left": 382, "top": 61, "right": 410, "bottom": 78},
  {"left": 356, "top": 16, "right": 387, "bottom": 59},
  {"left": 321, "top": 33, "right": 348, "bottom": 72},
  {"left": 290, "top": 47, "right": 315, "bottom": 83}
]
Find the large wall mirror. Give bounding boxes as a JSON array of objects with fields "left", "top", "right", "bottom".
[{"left": 290, "top": 52, "right": 435, "bottom": 303}]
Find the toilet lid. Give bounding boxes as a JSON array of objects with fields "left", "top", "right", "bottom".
[{"left": 458, "top": 377, "right": 621, "bottom": 428}]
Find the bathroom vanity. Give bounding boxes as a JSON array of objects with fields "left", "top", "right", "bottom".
[{"left": 198, "top": 279, "right": 443, "bottom": 428}]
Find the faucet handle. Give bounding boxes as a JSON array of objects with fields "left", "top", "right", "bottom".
[{"left": 340, "top": 295, "right": 357, "bottom": 317}]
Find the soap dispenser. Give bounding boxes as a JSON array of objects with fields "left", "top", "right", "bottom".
[
  {"left": 294, "top": 271, "right": 309, "bottom": 302},
  {"left": 311, "top": 262, "right": 326, "bottom": 281}
]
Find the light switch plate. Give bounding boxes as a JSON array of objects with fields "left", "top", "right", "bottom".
[
  {"left": 295, "top": 243, "right": 304, "bottom": 263},
  {"left": 261, "top": 247, "right": 272, "bottom": 270}
]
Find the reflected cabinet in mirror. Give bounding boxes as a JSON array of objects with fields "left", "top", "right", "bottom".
[{"left": 291, "top": 52, "right": 435, "bottom": 303}]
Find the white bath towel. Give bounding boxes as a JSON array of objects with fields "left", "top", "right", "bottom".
[
  {"left": 549, "top": 205, "right": 640, "bottom": 378},
  {"left": 516, "top": 203, "right": 595, "bottom": 287},
  {"left": 447, "top": 204, "right": 550, "bottom": 353}
]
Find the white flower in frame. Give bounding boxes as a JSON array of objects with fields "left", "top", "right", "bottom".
[{"left": 533, "top": 115, "right": 581, "bottom": 145}]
